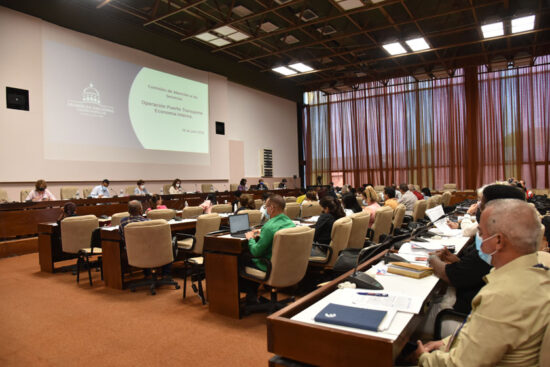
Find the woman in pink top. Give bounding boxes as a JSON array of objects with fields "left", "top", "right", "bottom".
[
  {"left": 362, "top": 186, "right": 380, "bottom": 227},
  {"left": 26, "top": 179, "right": 56, "bottom": 202},
  {"left": 145, "top": 194, "right": 168, "bottom": 212},
  {"left": 199, "top": 193, "right": 217, "bottom": 214}
]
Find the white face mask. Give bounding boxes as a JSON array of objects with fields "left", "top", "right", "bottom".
[
  {"left": 140, "top": 185, "right": 145, "bottom": 190},
  {"left": 176, "top": 183, "right": 181, "bottom": 188}
]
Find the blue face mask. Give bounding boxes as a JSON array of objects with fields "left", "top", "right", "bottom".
[{"left": 475, "top": 233, "right": 496, "bottom": 266}]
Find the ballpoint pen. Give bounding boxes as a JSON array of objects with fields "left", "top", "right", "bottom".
[{"left": 357, "top": 292, "right": 389, "bottom": 297}]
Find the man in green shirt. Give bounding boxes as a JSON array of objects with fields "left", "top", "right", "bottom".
[{"left": 242, "top": 194, "right": 295, "bottom": 303}]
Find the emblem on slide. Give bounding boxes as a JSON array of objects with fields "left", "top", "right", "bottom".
[
  {"left": 67, "top": 83, "right": 114, "bottom": 118},
  {"left": 324, "top": 313, "right": 337, "bottom": 318}
]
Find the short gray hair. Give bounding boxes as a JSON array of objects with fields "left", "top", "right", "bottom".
[{"left": 484, "top": 199, "right": 541, "bottom": 254}]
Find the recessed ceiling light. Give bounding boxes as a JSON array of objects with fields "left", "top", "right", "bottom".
[
  {"left": 209, "top": 38, "right": 231, "bottom": 47},
  {"left": 511, "top": 15, "right": 535, "bottom": 33},
  {"left": 382, "top": 42, "right": 407, "bottom": 55},
  {"left": 406, "top": 37, "right": 430, "bottom": 51},
  {"left": 195, "top": 32, "right": 217, "bottom": 42},
  {"left": 336, "top": 0, "right": 365, "bottom": 11},
  {"left": 214, "top": 26, "right": 237, "bottom": 36},
  {"left": 272, "top": 66, "right": 297, "bottom": 76},
  {"left": 227, "top": 31, "right": 249, "bottom": 41},
  {"left": 281, "top": 35, "right": 300, "bottom": 44},
  {"left": 481, "top": 21, "right": 504, "bottom": 38},
  {"left": 232, "top": 5, "right": 253, "bottom": 17},
  {"left": 260, "top": 22, "right": 279, "bottom": 33},
  {"left": 289, "top": 63, "right": 314, "bottom": 72}
]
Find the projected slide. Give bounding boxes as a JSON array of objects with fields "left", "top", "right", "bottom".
[
  {"left": 42, "top": 40, "right": 209, "bottom": 165},
  {"left": 128, "top": 68, "right": 208, "bottom": 153}
]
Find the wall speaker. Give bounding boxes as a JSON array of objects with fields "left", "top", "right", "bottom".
[
  {"left": 215, "top": 121, "right": 225, "bottom": 135},
  {"left": 6, "top": 87, "right": 29, "bottom": 111}
]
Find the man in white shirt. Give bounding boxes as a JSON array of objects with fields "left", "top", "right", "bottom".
[
  {"left": 397, "top": 183, "right": 417, "bottom": 215},
  {"left": 90, "top": 179, "right": 110, "bottom": 198}
]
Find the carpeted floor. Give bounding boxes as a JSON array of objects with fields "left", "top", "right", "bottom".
[{"left": 0, "top": 253, "right": 271, "bottom": 366}]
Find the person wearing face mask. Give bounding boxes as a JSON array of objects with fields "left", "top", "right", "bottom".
[
  {"left": 169, "top": 178, "right": 183, "bottom": 194},
  {"left": 26, "top": 179, "right": 56, "bottom": 201},
  {"left": 134, "top": 179, "right": 149, "bottom": 196},
  {"left": 428, "top": 184, "right": 526, "bottom": 314},
  {"left": 415, "top": 199, "right": 550, "bottom": 366}
]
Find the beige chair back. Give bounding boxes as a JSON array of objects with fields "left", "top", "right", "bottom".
[
  {"left": 60, "top": 215, "right": 99, "bottom": 254},
  {"left": 111, "top": 212, "right": 130, "bottom": 226},
  {"left": 124, "top": 220, "right": 174, "bottom": 268},
  {"left": 371, "top": 206, "right": 393, "bottom": 243},
  {"left": 192, "top": 214, "right": 222, "bottom": 255},
  {"left": 413, "top": 199, "right": 428, "bottom": 221},
  {"left": 254, "top": 199, "right": 263, "bottom": 209},
  {"left": 426, "top": 196, "right": 438, "bottom": 209},
  {"left": 201, "top": 184, "right": 213, "bottom": 193},
  {"left": 125, "top": 186, "right": 135, "bottom": 196},
  {"left": 82, "top": 187, "right": 93, "bottom": 198},
  {"left": 230, "top": 184, "right": 239, "bottom": 192},
  {"left": 326, "top": 217, "right": 353, "bottom": 267},
  {"left": 20, "top": 189, "right": 31, "bottom": 202},
  {"left": 392, "top": 204, "right": 406, "bottom": 231},
  {"left": 432, "top": 194, "right": 443, "bottom": 206},
  {"left": 60, "top": 187, "right": 78, "bottom": 200},
  {"left": 285, "top": 196, "right": 297, "bottom": 203},
  {"left": 0, "top": 189, "right": 8, "bottom": 203},
  {"left": 301, "top": 202, "right": 322, "bottom": 217},
  {"left": 373, "top": 185, "right": 384, "bottom": 192},
  {"left": 284, "top": 202, "right": 301, "bottom": 219},
  {"left": 356, "top": 196, "right": 364, "bottom": 208},
  {"left": 273, "top": 181, "right": 280, "bottom": 189},
  {"left": 268, "top": 226, "right": 314, "bottom": 288},
  {"left": 348, "top": 211, "right": 370, "bottom": 249},
  {"left": 211, "top": 204, "right": 232, "bottom": 213},
  {"left": 147, "top": 209, "right": 176, "bottom": 220},
  {"left": 182, "top": 206, "right": 204, "bottom": 218},
  {"left": 239, "top": 210, "right": 262, "bottom": 226},
  {"left": 162, "top": 184, "right": 171, "bottom": 195},
  {"left": 442, "top": 183, "right": 457, "bottom": 192},
  {"left": 441, "top": 191, "right": 452, "bottom": 206}
]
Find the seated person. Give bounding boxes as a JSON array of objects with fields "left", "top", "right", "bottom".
[
  {"left": 146, "top": 194, "right": 168, "bottom": 212},
  {"left": 257, "top": 179, "right": 268, "bottom": 190},
  {"left": 199, "top": 193, "right": 217, "bottom": 214},
  {"left": 362, "top": 186, "right": 380, "bottom": 227},
  {"left": 242, "top": 195, "right": 295, "bottom": 303},
  {"left": 120, "top": 200, "right": 171, "bottom": 278},
  {"left": 90, "top": 179, "right": 110, "bottom": 198},
  {"left": 311, "top": 196, "right": 345, "bottom": 256},
  {"left": 429, "top": 184, "right": 526, "bottom": 314},
  {"left": 409, "top": 184, "right": 424, "bottom": 200},
  {"left": 134, "top": 180, "right": 149, "bottom": 196},
  {"left": 397, "top": 183, "right": 417, "bottom": 215},
  {"left": 415, "top": 199, "right": 549, "bottom": 366},
  {"left": 342, "top": 193, "right": 362, "bottom": 216},
  {"left": 235, "top": 195, "right": 250, "bottom": 214},
  {"left": 259, "top": 192, "right": 270, "bottom": 222},
  {"left": 383, "top": 186, "right": 398, "bottom": 209},
  {"left": 26, "top": 179, "right": 56, "bottom": 202},
  {"left": 231, "top": 190, "right": 242, "bottom": 212},
  {"left": 301, "top": 191, "right": 318, "bottom": 206},
  {"left": 278, "top": 178, "right": 287, "bottom": 189},
  {"left": 57, "top": 202, "right": 77, "bottom": 224},
  {"left": 237, "top": 178, "right": 248, "bottom": 192},
  {"left": 421, "top": 187, "right": 432, "bottom": 199},
  {"left": 169, "top": 178, "right": 183, "bottom": 194},
  {"left": 296, "top": 188, "right": 307, "bottom": 204}
]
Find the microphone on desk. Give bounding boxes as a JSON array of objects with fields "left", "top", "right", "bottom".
[
  {"left": 346, "top": 234, "right": 410, "bottom": 290},
  {"left": 410, "top": 208, "right": 458, "bottom": 240}
]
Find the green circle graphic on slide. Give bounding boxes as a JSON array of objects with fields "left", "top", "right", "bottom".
[{"left": 128, "top": 67, "right": 209, "bottom": 153}]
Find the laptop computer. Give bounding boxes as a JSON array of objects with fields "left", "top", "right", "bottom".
[{"left": 229, "top": 213, "right": 251, "bottom": 238}]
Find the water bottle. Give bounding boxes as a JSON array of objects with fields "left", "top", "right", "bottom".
[
  {"left": 233, "top": 203, "right": 237, "bottom": 212},
  {"left": 211, "top": 184, "right": 215, "bottom": 192},
  {"left": 75, "top": 190, "right": 80, "bottom": 200},
  {"left": 119, "top": 189, "right": 124, "bottom": 197},
  {"left": 185, "top": 200, "right": 189, "bottom": 207},
  {"left": 160, "top": 187, "right": 164, "bottom": 195},
  {"left": 224, "top": 199, "right": 227, "bottom": 204}
]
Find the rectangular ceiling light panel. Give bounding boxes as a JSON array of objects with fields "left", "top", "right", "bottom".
[
  {"left": 481, "top": 22, "right": 504, "bottom": 38},
  {"left": 511, "top": 15, "right": 535, "bottom": 34},
  {"left": 383, "top": 42, "right": 407, "bottom": 55},
  {"left": 406, "top": 37, "right": 430, "bottom": 51}
]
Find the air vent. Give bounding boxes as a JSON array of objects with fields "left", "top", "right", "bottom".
[
  {"left": 298, "top": 9, "right": 319, "bottom": 22},
  {"left": 260, "top": 22, "right": 279, "bottom": 32},
  {"left": 260, "top": 149, "right": 273, "bottom": 177},
  {"left": 281, "top": 35, "right": 300, "bottom": 44},
  {"left": 317, "top": 25, "right": 337, "bottom": 36},
  {"left": 232, "top": 5, "right": 252, "bottom": 17}
]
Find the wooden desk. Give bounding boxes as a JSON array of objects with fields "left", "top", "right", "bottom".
[
  {"left": 203, "top": 234, "right": 247, "bottom": 319},
  {"left": 100, "top": 220, "right": 198, "bottom": 289},
  {"left": 37, "top": 222, "right": 78, "bottom": 272}
]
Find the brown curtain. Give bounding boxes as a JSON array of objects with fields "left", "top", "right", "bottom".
[{"left": 303, "top": 55, "right": 550, "bottom": 190}]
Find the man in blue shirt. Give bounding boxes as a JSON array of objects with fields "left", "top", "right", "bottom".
[{"left": 90, "top": 179, "right": 110, "bottom": 198}]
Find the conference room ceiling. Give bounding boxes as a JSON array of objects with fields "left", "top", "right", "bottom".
[{"left": 89, "top": 0, "right": 550, "bottom": 92}]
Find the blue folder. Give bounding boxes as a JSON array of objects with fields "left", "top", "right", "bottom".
[{"left": 314, "top": 303, "right": 387, "bottom": 332}]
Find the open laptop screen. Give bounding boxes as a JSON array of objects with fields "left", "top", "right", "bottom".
[{"left": 229, "top": 213, "right": 250, "bottom": 233}]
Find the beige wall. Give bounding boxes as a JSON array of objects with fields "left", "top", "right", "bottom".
[{"left": 0, "top": 7, "right": 299, "bottom": 200}]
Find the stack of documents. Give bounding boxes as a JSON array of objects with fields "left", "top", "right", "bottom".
[{"left": 387, "top": 262, "right": 433, "bottom": 279}]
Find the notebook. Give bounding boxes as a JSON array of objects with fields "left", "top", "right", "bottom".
[
  {"left": 314, "top": 303, "right": 388, "bottom": 332},
  {"left": 387, "top": 262, "right": 433, "bottom": 279},
  {"left": 228, "top": 213, "right": 251, "bottom": 238}
]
